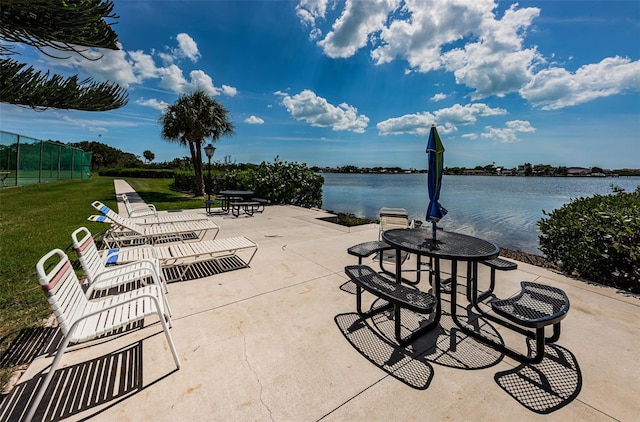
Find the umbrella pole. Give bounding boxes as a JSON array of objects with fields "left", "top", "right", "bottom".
[{"left": 432, "top": 221, "right": 437, "bottom": 242}]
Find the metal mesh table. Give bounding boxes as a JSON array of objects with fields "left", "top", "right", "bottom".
[{"left": 382, "top": 228, "right": 500, "bottom": 330}]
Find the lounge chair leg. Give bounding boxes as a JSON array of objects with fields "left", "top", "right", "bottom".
[
  {"left": 157, "top": 308, "right": 180, "bottom": 369},
  {"left": 24, "top": 335, "right": 72, "bottom": 422}
]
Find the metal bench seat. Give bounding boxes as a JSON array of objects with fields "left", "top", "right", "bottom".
[
  {"left": 482, "top": 281, "right": 570, "bottom": 363},
  {"left": 491, "top": 281, "right": 569, "bottom": 328},
  {"left": 345, "top": 265, "right": 437, "bottom": 345},
  {"left": 231, "top": 201, "right": 261, "bottom": 217},
  {"left": 347, "top": 241, "right": 391, "bottom": 263}
]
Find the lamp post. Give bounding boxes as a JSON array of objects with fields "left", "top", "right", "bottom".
[{"left": 203, "top": 144, "right": 216, "bottom": 212}]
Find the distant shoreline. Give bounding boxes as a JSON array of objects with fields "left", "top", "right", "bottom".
[{"left": 315, "top": 168, "right": 640, "bottom": 177}]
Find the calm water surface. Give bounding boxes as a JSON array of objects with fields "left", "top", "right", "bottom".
[{"left": 320, "top": 173, "right": 640, "bottom": 254}]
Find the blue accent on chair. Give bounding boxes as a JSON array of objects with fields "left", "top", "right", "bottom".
[
  {"left": 100, "top": 205, "right": 111, "bottom": 214},
  {"left": 97, "top": 216, "right": 107, "bottom": 223},
  {"left": 106, "top": 249, "right": 120, "bottom": 265}
]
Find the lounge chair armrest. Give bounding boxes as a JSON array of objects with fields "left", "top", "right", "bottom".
[
  {"left": 87, "top": 261, "right": 162, "bottom": 296},
  {"left": 92, "top": 260, "right": 160, "bottom": 281},
  {"left": 71, "top": 291, "right": 166, "bottom": 329}
]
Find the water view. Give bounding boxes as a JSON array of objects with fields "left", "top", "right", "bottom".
[{"left": 321, "top": 173, "right": 640, "bottom": 254}]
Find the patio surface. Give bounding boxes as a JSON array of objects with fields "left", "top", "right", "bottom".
[{"left": 3, "top": 180, "right": 639, "bottom": 421}]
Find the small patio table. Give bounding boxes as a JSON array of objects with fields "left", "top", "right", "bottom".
[
  {"left": 381, "top": 228, "right": 500, "bottom": 331},
  {"left": 218, "top": 190, "right": 254, "bottom": 213}
]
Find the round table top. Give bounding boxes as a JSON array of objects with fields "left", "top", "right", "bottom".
[{"left": 382, "top": 228, "right": 499, "bottom": 261}]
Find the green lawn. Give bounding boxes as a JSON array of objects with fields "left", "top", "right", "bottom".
[{"left": 0, "top": 176, "right": 212, "bottom": 387}]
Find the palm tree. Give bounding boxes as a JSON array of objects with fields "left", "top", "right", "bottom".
[
  {"left": 143, "top": 150, "right": 155, "bottom": 163},
  {"left": 160, "top": 90, "right": 234, "bottom": 196}
]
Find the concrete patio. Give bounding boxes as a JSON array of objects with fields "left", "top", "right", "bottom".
[{"left": 3, "top": 180, "right": 639, "bottom": 421}]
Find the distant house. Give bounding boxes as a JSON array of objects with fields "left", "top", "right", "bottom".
[
  {"left": 567, "top": 167, "right": 589, "bottom": 176},
  {"left": 463, "top": 169, "right": 486, "bottom": 175}
]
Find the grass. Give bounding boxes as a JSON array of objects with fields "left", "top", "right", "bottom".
[
  {"left": 325, "top": 211, "right": 378, "bottom": 227},
  {"left": 0, "top": 176, "right": 213, "bottom": 388}
]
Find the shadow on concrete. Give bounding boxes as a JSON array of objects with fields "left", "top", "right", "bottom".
[
  {"left": 1, "top": 341, "right": 143, "bottom": 422},
  {"left": 494, "top": 339, "right": 582, "bottom": 414}
]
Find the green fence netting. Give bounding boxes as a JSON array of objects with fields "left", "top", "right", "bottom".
[{"left": 0, "top": 131, "right": 92, "bottom": 187}]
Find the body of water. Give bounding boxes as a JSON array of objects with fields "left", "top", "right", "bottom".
[{"left": 320, "top": 173, "right": 640, "bottom": 254}]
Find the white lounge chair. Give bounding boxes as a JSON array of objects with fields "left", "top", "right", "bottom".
[
  {"left": 102, "top": 235, "right": 259, "bottom": 282},
  {"left": 121, "top": 193, "right": 209, "bottom": 223},
  {"left": 378, "top": 207, "right": 427, "bottom": 284},
  {"left": 72, "top": 227, "right": 172, "bottom": 315},
  {"left": 90, "top": 202, "right": 219, "bottom": 247},
  {"left": 379, "top": 207, "right": 415, "bottom": 237},
  {"left": 93, "top": 200, "right": 215, "bottom": 227},
  {"left": 121, "top": 193, "right": 157, "bottom": 217},
  {"left": 25, "top": 249, "right": 180, "bottom": 421}
]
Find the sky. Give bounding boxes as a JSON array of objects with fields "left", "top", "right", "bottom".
[{"left": 1, "top": 0, "right": 639, "bottom": 170}]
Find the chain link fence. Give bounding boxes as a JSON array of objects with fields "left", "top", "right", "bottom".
[{"left": 0, "top": 131, "right": 92, "bottom": 187}]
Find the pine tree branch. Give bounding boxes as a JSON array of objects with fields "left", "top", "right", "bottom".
[
  {"left": 0, "top": 0, "right": 120, "bottom": 57},
  {"left": 0, "top": 58, "right": 128, "bottom": 111}
]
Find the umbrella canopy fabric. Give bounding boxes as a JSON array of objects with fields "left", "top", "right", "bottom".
[{"left": 426, "top": 125, "right": 447, "bottom": 227}]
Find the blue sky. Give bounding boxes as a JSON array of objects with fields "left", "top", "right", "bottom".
[{"left": 1, "top": 0, "right": 639, "bottom": 170}]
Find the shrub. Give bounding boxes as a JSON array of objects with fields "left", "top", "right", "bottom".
[
  {"left": 537, "top": 186, "right": 640, "bottom": 292},
  {"left": 170, "top": 158, "right": 324, "bottom": 208},
  {"left": 98, "top": 168, "right": 175, "bottom": 178},
  {"left": 252, "top": 158, "right": 323, "bottom": 208}
]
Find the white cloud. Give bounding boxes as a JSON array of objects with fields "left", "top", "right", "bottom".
[
  {"left": 175, "top": 33, "right": 201, "bottom": 63},
  {"left": 377, "top": 102, "right": 506, "bottom": 135},
  {"left": 376, "top": 112, "right": 435, "bottom": 136},
  {"left": 296, "top": 0, "right": 329, "bottom": 27},
  {"left": 136, "top": 98, "right": 169, "bottom": 111},
  {"left": 157, "top": 51, "right": 175, "bottom": 65},
  {"left": 435, "top": 103, "right": 506, "bottom": 126},
  {"left": 481, "top": 120, "right": 535, "bottom": 143},
  {"left": 221, "top": 85, "right": 238, "bottom": 96},
  {"left": 129, "top": 50, "right": 159, "bottom": 80},
  {"left": 188, "top": 69, "right": 216, "bottom": 94},
  {"left": 431, "top": 93, "right": 447, "bottom": 101},
  {"left": 307, "top": 0, "right": 543, "bottom": 99},
  {"left": 245, "top": 115, "right": 265, "bottom": 124},
  {"left": 39, "top": 34, "right": 235, "bottom": 98},
  {"left": 318, "top": 0, "right": 400, "bottom": 58},
  {"left": 158, "top": 64, "right": 188, "bottom": 93},
  {"left": 155, "top": 68, "right": 237, "bottom": 96},
  {"left": 520, "top": 56, "right": 640, "bottom": 109},
  {"left": 441, "top": 4, "right": 542, "bottom": 99},
  {"left": 54, "top": 44, "right": 137, "bottom": 88},
  {"left": 371, "top": 0, "right": 495, "bottom": 71},
  {"left": 303, "top": 1, "right": 639, "bottom": 108},
  {"left": 278, "top": 89, "right": 369, "bottom": 133}
]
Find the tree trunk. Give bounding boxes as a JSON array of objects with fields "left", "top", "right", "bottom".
[
  {"left": 187, "top": 141, "right": 205, "bottom": 196},
  {"left": 194, "top": 141, "right": 205, "bottom": 196}
]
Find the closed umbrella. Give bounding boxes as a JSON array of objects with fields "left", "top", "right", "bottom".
[{"left": 426, "top": 124, "right": 447, "bottom": 243}]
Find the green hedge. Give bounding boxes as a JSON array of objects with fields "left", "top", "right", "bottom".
[
  {"left": 174, "top": 158, "right": 324, "bottom": 208},
  {"left": 538, "top": 186, "right": 640, "bottom": 292},
  {"left": 98, "top": 168, "right": 176, "bottom": 178}
]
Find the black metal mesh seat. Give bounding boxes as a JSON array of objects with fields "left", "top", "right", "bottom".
[
  {"left": 344, "top": 265, "right": 437, "bottom": 345},
  {"left": 347, "top": 241, "right": 391, "bottom": 262},
  {"left": 345, "top": 265, "right": 435, "bottom": 313},
  {"left": 491, "top": 282, "right": 569, "bottom": 328}
]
